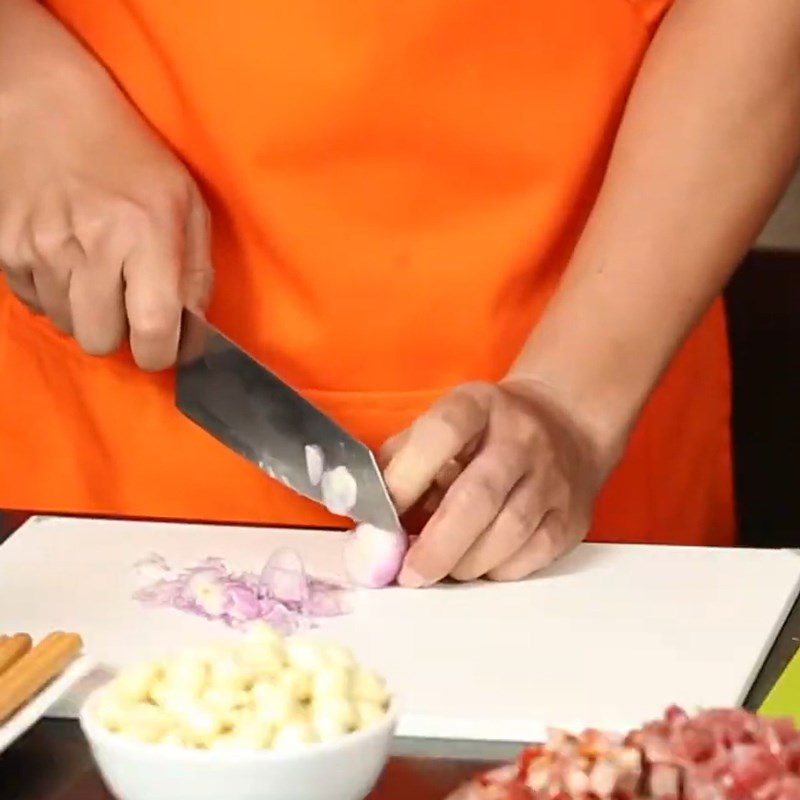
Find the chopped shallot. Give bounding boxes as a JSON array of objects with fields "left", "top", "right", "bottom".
[
  {"left": 133, "top": 550, "right": 351, "bottom": 634},
  {"left": 305, "top": 444, "right": 325, "bottom": 486},
  {"left": 320, "top": 465, "right": 358, "bottom": 515}
]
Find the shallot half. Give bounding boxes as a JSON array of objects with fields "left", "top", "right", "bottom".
[{"left": 343, "top": 523, "right": 408, "bottom": 588}]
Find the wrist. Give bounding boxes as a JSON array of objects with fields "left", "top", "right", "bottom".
[
  {"left": 0, "top": 0, "right": 114, "bottom": 119},
  {"left": 500, "top": 368, "right": 635, "bottom": 480}
]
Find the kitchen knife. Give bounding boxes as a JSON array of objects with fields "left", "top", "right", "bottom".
[{"left": 175, "top": 310, "right": 402, "bottom": 533}]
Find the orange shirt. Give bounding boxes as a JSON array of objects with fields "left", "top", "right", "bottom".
[{"left": 0, "top": 0, "right": 734, "bottom": 545}]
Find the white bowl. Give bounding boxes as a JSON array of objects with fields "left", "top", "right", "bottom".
[{"left": 79, "top": 688, "right": 397, "bottom": 800}]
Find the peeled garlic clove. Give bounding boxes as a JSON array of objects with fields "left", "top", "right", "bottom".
[
  {"left": 305, "top": 444, "right": 325, "bottom": 486},
  {"left": 162, "top": 657, "right": 208, "bottom": 698},
  {"left": 276, "top": 668, "right": 312, "bottom": 702},
  {"left": 245, "top": 622, "right": 286, "bottom": 651},
  {"left": 313, "top": 696, "right": 358, "bottom": 727},
  {"left": 344, "top": 524, "right": 408, "bottom": 588},
  {"left": 272, "top": 717, "right": 317, "bottom": 750},
  {"left": 208, "top": 655, "right": 251, "bottom": 691},
  {"left": 237, "top": 644, "right": 285, "bottom": 679},
  {"left": 122, "top": 702, "right": 176, "bottom": 744},
  {"left": 220, "top": 715, "right": 274, "bottom": 749},
  {"left": 285, "top": 636, "right": 328, "bottom": 673},
  {"left": 311, "top": 664, "right": 352, "bottom": 701},
  {"left": 180, "top": 701, "right": 224, "bottom": 742},
  {"left": 95, "top": 695, "right": 133, "bottom": 732},
  {"left": 161, "top": 730, "right": 188, "bottom": 747},
  {"left": 311, "top": 697, "right": 357, "bottom": 741},
  {"left": 356, "top": 701, "right": 386, "bottom": 729},
  {"left": 112, "top": 662, "right": 163, "bottom": 703},
  {"left": 203, "top": 687, "right": 251, "bottom": 714},
  {"left": 321, "top": 466, "right": 358, "bottom": 515},
  {"left": 252, "top": 682, "right": 296, "bottom": 727},
  {"left": 352, "top": 667, "right": 390, "bottom": 706},
  {"left": 321, "top": 642, "right": 356, "bottom": 669}
]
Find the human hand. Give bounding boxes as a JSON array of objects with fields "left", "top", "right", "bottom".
[
  {"left": 0, "top": 29, "right": 212, "bottom": 370},
  {"left": 382, "top": 380, "right": 620, "bottom": 586}
]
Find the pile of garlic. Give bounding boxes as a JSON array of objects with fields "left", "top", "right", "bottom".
[{"left": 94, "top": 624, "right": 391, "bottom": 750}]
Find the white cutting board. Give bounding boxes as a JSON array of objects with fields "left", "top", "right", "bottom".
[{"left": 1, "top": 516, "right": 798, "bottom": 743}]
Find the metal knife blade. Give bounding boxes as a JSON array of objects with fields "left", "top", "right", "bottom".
[{"left": 175, "top": 310, "right": 402, "bottom": 533}]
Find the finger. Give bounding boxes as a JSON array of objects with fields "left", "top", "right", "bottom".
[
  {"left": 398, "top": 440, "right": 527, "bottom": 588},
  {"left": 26, "top": 183, "right": 74, "bottom": 332},
  {"left": 487, "top": 510, "right": 581, "bottom": 582},
  {"left": 419, "top": 458, "right": 465, "bottom": 514},
  {"left": 421, "top": 485, "right": 447, "bottom": 514},
  {"left": 123, "top": 230, "right": 182, "bottom": 371},
  {"left": 384, "top": 385, "right": 491, "bottom": 514},
  {"left": 2, "top": 267, "right": 41, "bottom": 313},
  {"left": 182, "top": 193, "right": 213, "bottom": 313},
  {"left": 31, "top": 262, "right": 72, "bottom": 333},
  {"left": 378, "top": 429, "right": 409, "bottom": 470},
  {"left": 450, "top": 473, "right": 548, "bottom": 582},
  {"left": 69, "top": 237, "right": 126, "bottom": 357},
  {"left": 382, "top": 432, "right": 464, "bottom": 509}
]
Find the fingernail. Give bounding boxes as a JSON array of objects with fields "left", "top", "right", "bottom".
[{"left": 398, "top": 565, "right": 427, "bottom": 589}]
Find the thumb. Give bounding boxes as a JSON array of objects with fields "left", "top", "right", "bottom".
[{"left": 182, "top": 191, "right": 214, "bottom": 313}]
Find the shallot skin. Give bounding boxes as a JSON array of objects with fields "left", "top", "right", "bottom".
[{"left": 343, "top": 523, "right": 408, "bottom": 589}]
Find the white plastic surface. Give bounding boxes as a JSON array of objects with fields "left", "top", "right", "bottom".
[
  {"left": 0, "top": 654, "right": 96, "bottom": 754},
  {"left": 0, "top": 516, "right": 798, "bottom": 743}
]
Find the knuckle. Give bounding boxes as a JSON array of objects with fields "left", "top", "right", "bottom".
[
  {"left": 30, "top": 227, "right": 67, "bottom": 260},
  {"left": 72, "top": 203, "right": 115, "bottom": 242},
  {"left": 503, "top": 505, "right": 535, "bottom": 543},
  {"left": 113, "top": 199, "right": 152, "bottom": 233},
  {"left": 409, "top": 414, "right": 460, "bottom": 457},
  {"left": 145, "top": 173, "right": 192, "bottom": 218},
  {"left": 491, "top": 439, "right": 528, "bottom": 473},
  {"left": 1, "top": 256, "right": 24, "bottom": 275},
  {"left": 446, "top": 470, "right": 505, "bottom": 514},
  {"left": 437, "top": 393, "right": 481, "bottom": 433}
]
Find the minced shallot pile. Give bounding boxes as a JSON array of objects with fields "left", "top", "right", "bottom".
[{"left": 132, "top": 549, "right": 351, "bottom": 634}]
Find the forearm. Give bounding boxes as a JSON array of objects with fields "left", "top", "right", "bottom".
[
  {"left": 0, "top": 0, "right": 109, "bottom": 105},
  {"left": 508, "top": 0, "right": 800, "bottom": 464}
]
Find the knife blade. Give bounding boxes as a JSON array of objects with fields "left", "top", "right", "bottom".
[{"left": 175, "top": 310, "right": 402, "bottom": 533}]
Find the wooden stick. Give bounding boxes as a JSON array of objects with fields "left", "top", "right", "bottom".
[
  {"left": 0, "top": 632, "right": 82, "bottom": 724},
  {"left": 0, "top": 634, "right": 32, "bottom": 677}
]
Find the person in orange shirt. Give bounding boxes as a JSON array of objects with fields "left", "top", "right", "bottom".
[{"left": 0, "top": 0, "right": 798, "bottom": 587}]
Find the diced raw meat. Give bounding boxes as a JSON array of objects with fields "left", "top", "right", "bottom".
[{"left": 445, "top": 707, "right": 800, "bottom": 800}]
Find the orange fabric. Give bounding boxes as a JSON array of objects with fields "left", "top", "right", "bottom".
[{"left": 0, "top": 0, "right": 734, "bottom": 545}]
